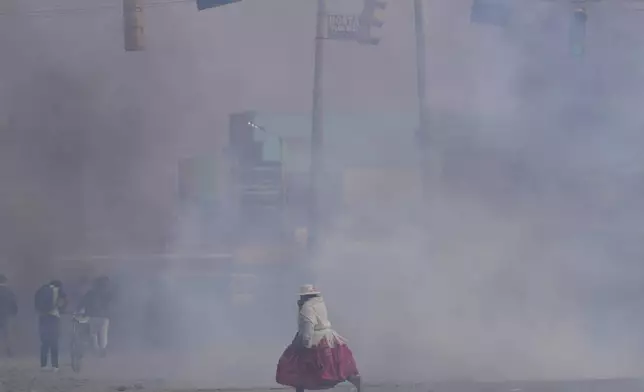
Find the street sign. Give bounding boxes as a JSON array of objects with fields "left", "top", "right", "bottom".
[{"left": 327, "top": 14, "right": 360, "bottom": 41}]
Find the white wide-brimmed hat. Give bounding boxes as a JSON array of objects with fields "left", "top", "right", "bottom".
[{"left": 299, "top": 284, "right": 321, "bottom": 296}]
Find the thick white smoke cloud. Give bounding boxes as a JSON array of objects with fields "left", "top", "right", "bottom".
[{"left": 3, "top": 0, "right": 644, "bottom": 387}]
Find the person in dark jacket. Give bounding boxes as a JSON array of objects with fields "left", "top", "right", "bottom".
[
  {"left": 78, "top": 276, "right": 112, "bottom": 357},
  {"left": 35, "top": 280, "right": 67, "bottom": 371},
  {"left": 0, "top": 274, "right": 18, "bottom": 357}
]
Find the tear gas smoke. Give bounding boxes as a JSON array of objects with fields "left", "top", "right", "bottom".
[{"left": 1, "top": 0, "right": 644, "bottom": 387}]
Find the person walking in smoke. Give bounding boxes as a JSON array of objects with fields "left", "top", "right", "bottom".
[
  {"left": 34, "top": 280, "right": 67, "bottom": 371},
  {"left": 276, "top": 285, "right": 361, "bottom": 392},
  {"left": 0, "top": 274, "right": 18, "bottom": 357},
  {"left": 78, "top": 276, "right": 112, "bottom": 357}
]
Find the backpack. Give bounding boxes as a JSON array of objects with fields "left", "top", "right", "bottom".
[
  {"left": 34, "top": 285, "right": 54, "bottom": 314},
  {"left": 0, "top": 286, "right": 17, "bottom": 317}
]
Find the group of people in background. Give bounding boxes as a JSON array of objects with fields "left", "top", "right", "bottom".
[{"left": 0, "top": 275, "right": 112, "bottom": 372}]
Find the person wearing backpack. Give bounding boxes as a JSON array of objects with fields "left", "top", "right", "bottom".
[
  {"left": 34, "top": 280, "right": 67, "bottom": 371},
  {"left": 0, "top": 274, "right": 18, "bottom": 357}
]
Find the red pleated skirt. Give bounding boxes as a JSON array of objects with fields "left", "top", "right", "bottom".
[{"left": 276, "top": 338, "right": 360, "bottom": 390}]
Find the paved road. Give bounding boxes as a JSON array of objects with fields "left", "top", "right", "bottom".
[{"left": 0, "top": 356, "right": 642, "bottom": 392}]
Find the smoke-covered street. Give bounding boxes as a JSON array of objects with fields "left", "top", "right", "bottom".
[
  {"left": 0, "top": 355, "right": 642, "bottom": 392},
  {"left": 4, "top": 0, "right": 644, "bottom": 390}
]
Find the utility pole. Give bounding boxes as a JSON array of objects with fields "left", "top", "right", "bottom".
[
  {"left": 123, "top": 0, "right": 144, "bottom": 51},
  {"left": 308, "top": 0, "right": 326, "bottom": 253},
  {"left": 414, "top": 0, "right": 431, "bottom": 198}
]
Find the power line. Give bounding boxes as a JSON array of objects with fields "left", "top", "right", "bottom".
[
  {"left": 3, "top": 0, "right": 644, "bottom": 18},
  {"left": 0, "top": 0, "right": 193, "bottom": 17}
]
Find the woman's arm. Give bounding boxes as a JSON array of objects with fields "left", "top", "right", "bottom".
[
  {"left": 298, "top": 303, "right": 317, "bottom": 348},
  {"left": 298, "top": 317, "right": 314, "bottom": 348}
]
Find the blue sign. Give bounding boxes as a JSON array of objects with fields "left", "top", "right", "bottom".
[
  {"left": 197, "top": 0, "right": 241, "bottom": 11},
  {"left": 470, "top": 0, "right": 511, "bottom": 27}
]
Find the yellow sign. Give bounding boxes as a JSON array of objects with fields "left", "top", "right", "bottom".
[
  {"left": 234, "top": 245, "right": 288, "bottom": 264},
  {"left": 342, "top": 168, "right": 421, "bottom": 208}
]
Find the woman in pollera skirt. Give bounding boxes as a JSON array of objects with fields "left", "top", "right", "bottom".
[{"left": 276, "top": 285, "right": 361, "bottom": 392}]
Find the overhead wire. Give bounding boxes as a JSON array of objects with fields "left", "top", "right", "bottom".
[
  {"left": 0, "top": 0, "right": 194, "bottom": 17},
  {"left": 3, "top": 0, "right": 644, "bottom": 17}
]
